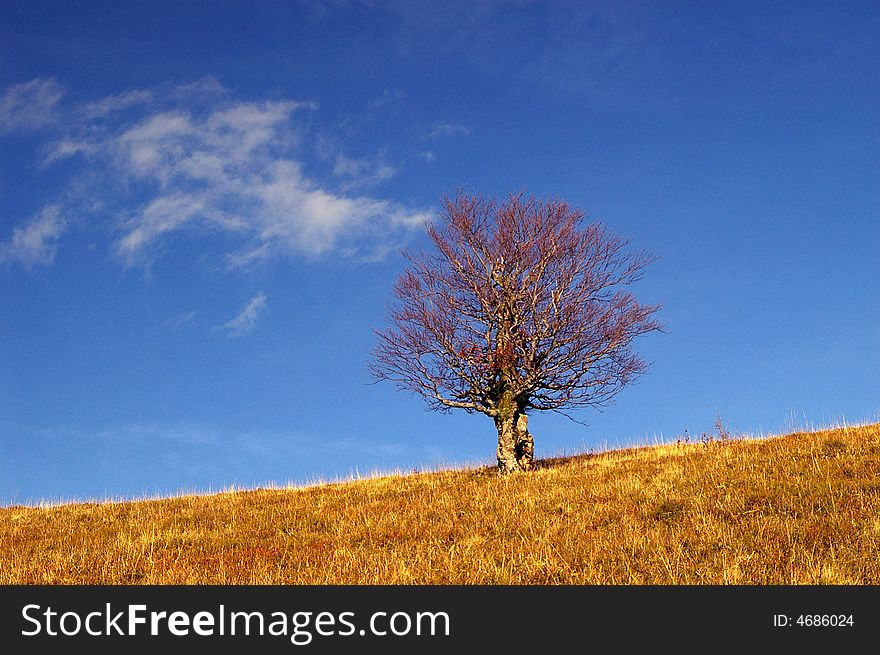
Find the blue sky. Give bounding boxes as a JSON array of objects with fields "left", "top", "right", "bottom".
[{"left": 1, "top": 1, "right": 878, "bottom": 505}]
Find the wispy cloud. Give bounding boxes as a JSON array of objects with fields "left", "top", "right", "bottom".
[
  {"left": 416, "top": 150, "right": 437, "bottom": 163},
  {"left": 368, "top": 89, "right": 405, "bottom": 110},
  {"left": 0, "top": 204, "right": 68, "bottom": 268},
  {"left": 79, "top": 88, "right": 153, "bottom": 119},
  {"left": 423, "top": 122, "right": 471, "bottom": 140},
  {"left": 316, "top": 132, "right": 398, "bottom": 191},
  {"left": 165, "top": 310, "right": 198, "bottom": 330},
  {"left": 169, "top": 76, "right": 229, "bottom": 99},
  {"left": 332, "top": 153, "right": 396, "bottom": 190},
  {"left": 217, "top": 293, "right": 268, "bottom": 337},
  {"left": 4, "top": 77, "right": 432, "bottom": 271},
  {"left": 0, "top": 77, "right": 65, "bottom": 133},
  {"left": 103, "top": 421, "right": 222, "bottom": 446}
]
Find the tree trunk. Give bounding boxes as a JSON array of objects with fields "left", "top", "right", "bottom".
[
  {"left": 495, "top": 413, "right": 521, "bottom": 474},
  {"left": 495, "top": 399, "right": 534, "bottom": 474},
  {"left": 515, "top": 413, "right": 534, "bottom": 471}
]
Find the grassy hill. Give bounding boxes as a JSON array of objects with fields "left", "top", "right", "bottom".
[{"left": 2, "top": 422, "right": 878, "bottom": 584}]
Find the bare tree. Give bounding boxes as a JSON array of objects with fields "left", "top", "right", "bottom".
[{"left": 370, "top": 192, "right": 662, "bottom": 474}]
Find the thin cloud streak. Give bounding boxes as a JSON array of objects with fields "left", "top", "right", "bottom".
[
  {"left": 79, "top": 89, "right": 154, "bottom": 119},
  {"left": 217, "top": 293, "right": 268, "bottom": 337},
  {"left": 0, "top": 77, "right": 65, "bottom": 133},
  {"left": 423, "top": 122, "right": 471, "bottom": 140},
  {"left": 0, "top": 204, "right": 68, "bottom": 268},
  {"left": 332, "top": 153, "right": 396, "bottom": 190}
]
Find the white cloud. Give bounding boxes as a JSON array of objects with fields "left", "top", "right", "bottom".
[
  {"left": 104, "top": 421, "right": 222, "bottom": 446},
  {"left": 42, "top": 137, "right": 99, "bottom": 165},
  {"left": 423, "top": 122, "right": 471, "bottom": 139},
  {"left": 368, "top": 89, "right": 405, "bottom": 110},
  {"left": 166, "top": 310, "right": 198, "bottom": 330},
  {"left": 34, "top": 81, "right": 430, "bottom": 269},
  {"left": 416, "top": 150, "right": 437, "bottom": 163},
  {"left": 316, "top": 133, "right": 397, "bottom": 191},
  {"left": 217, "top": 293, "right": 268, "bottom": 337},
  {"left": 170, "top": 76, "right": 229, "bottom": 99},
  {"left": 79, "top": 89, "right": 153, "bottom": 119},
  {"left": 115, "top": 192, "right": 213, "bottom": 266},
  {"left": 0, "top": 78, "right": 65, "bottom": 133},
  {"left": 0, "top": 204, "right": 68, "bottom": 268},
  {"left": 332, "top": 153, "right": 396, "bottom": 190}
]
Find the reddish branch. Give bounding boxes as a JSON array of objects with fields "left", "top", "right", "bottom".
[{"left": 370, "top": 191, "right": 662, "bottom": 473}]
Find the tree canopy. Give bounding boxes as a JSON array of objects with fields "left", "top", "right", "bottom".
[{"left": 371, "top": 191, "right": 662, "bottom": 472}]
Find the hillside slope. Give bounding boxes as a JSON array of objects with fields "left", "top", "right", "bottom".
[{"left": 2, "top": 423, "right": 878, "bottom": 584}]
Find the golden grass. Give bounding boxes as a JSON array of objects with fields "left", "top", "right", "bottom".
[{"left": 2, "top": 423, "right": 879, "bottom": 584}]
